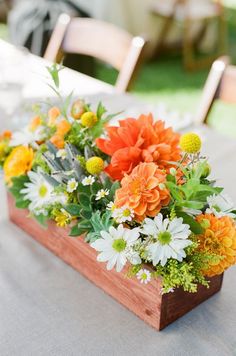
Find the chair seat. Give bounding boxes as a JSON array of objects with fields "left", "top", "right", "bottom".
[{"left": 151, "top": 0, "right": 220, "bottom": 21}]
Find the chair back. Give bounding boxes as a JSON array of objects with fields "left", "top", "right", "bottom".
[
  {"left": 44, "top": 14, "right": 146, "bottom": 92},
  {"left": 195, "top": 56, "right": 236, "bottom": 124}
]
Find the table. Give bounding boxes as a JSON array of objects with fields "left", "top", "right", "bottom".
[{"left": 1, "top": 41, "right": 236, "bottom": 356}]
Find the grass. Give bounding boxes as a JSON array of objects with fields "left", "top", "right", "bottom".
[{"left": 1, "top": 4, "right": 236, "bottom": 136}]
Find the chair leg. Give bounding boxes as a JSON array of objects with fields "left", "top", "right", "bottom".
[
  {"left": 183, "top": 18, "right": 195, "bottom": 70},
  {"left": 183, "top": 15, "right": 227, "bottom": 72}
]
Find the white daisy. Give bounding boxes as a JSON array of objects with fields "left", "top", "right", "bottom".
[
  {"left": 20, "top": 171, "right": 67, "bottom": 212},
  {"left": 206, "top": 193, "right": 235, "bottom": 218},
  {"left": 136, "top": 269, "right": 152, "bottom": 284},
  {"left": 67, "top": 178, "right": 78, "bottom": 193},
  {"left": 10, "top": 126, "right": 46, "bottom": 147},
  {"left": 142, "top": 214, "right": 192, "bottom": 267},
  {"left": 95, "top": 189, "right": 109, "bottom": 200},
  {"left": 90, "top": 224, "right": 141, "bottom": 272},
  {"left": 111, "top": 205, "right": 134, "bottom": 223},
  {"left": 106, "top": 201, "right": 116, "bottom": 211},
  {"left": 82, "top": 175, "right": 95, "bottom": 186},
  {"left": 56, "top": 149, "right": 67, "bottom": 160}
]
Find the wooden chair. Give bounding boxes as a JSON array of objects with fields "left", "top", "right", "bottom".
[
  {"left": 44, "top": 14, "right": 146, "bottom": 93},
  {"left": 195, "top": 56, "right": 236, "bottom": 124},
  {"left": 150, "top": 0, "right": 226, "bottom": 71}
]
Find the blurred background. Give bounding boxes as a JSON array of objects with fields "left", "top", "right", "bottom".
[{"left": 0, "top": 0, "right": 236, "bottom": 136}]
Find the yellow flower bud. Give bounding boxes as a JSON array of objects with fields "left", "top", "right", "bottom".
[
  {"left": 86, "top": 156, "right": 104, "bottom": 175},
  {"left": 180, "top": 133, "right": 202, "bottom": 154},
  {"left": 81, "top": 112, "right": 98, "bottom": 128}
]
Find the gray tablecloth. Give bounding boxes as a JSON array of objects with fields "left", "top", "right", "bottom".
[{"left": 1, "top": 124, "right": 236, "bottom": 356}]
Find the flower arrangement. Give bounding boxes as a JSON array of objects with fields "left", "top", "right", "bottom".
[{"left": 2, "top": 65, "right": 236, "bottom": 294}]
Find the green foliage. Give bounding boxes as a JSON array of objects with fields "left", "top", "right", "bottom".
[
  {"left": 9, "top": 175, "right": 30, "bottom": 209},
  {"left": 166, "top": 160, "right": 223, "bottom": 211},
  {"left": 34, "top": 213, "right": 48, "bottom": 228},
  {"left": 176, "top": 211, "right": 203, "bottom": 235},
  {"left": 46, "top": 63, "right": 63, "bottom": 89},
  {"left": 154, "top": 258, "right": 209, "bottom": 294},
  {"left": 64, "top": 203, "right": 81, "bottom": 216},
  {"left": 33, "top": 144, "right": 51, "bottom": 173},
  {"left": 85, "top": 210, "right": 113, "bottom": 242}
]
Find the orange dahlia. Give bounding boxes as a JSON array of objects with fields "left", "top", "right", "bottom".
[
  {"left": 114, "top": 162, "right": 170, "bottom": 221},
  {"left": 96, "top": 114, "right": 181, "bottom": 180},
  {"left": 196, "top": 214, "right": 236, "bottom": 277},
  {"left": 3, "top": 146, "right": 34, "bottom": 184}
]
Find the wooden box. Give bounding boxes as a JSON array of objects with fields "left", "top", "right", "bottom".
[{"left": 7, "top": 193, "right": 223, "bottom": 330}]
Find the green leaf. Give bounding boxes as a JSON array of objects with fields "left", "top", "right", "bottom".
[
  {"left": 61, "top": 90, "right": 73, "bottom": 118},
  {"left": 96, "top": 101, "right": 107, "bottom": 119},
  {"left": 80, "top": 209, "right": 92, "bottom": 219},
  {"left": 16, "top": 199, "right": 30, "bottom": 209},
  {"left": 79, "top": 193, "right": 91, "bottom": 208},
  {"left": 65, "top": 204, "right": 81, "bottom": 216},
  {"left": 181, "top": 201, "right": 204, "bottom": 209},
  {"left": 166, "top": 174, "right": 176, "bottom": 183},
  {"left": 9, "top": 175, "right": 29, "bottom": 199},
  {"left": 109, "top": 181, "right": 120, "bottom": 200},
  {"left": 176, "top": 212, "right": 204, "bottom": 235},
  {"left": 77, "top": 182, "right": 91, "bottom": 195},
  {"left": 69, "top": 224, "right": 83, "bottom": 237},
  {"left": 9, "top": 175, "right": 31, "bottom": 209},
  {"left": 69, "top": 220, "right": 91, "bottom": 236},
  {"left": 34, "top": 213, "right": 48, "bottom": 228},
  {"left": 46, "top": 64, "right": 63, "bottom": 88},
  {"left": 85, "top": 231, "right": 101, "bottom": 243},
  {"left": 90, "top": 181, "right": 103, "bottom": 194}
]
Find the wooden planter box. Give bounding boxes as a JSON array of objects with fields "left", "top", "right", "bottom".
[{"left": 7, "top": 193, "right": 223, "bottom": 330}]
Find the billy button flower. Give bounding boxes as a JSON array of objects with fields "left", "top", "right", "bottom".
[
  {"left": 71, "top": 99, "right": 86, "bottom": 119},
  {"left": 180, "top": 133, "right": 202, "bottom": 154},
  {"left": 80, "top": 111, "right": 98, "bottom": 128},
  {"left": 86, "top": 156, "right": 104, "bottom": 175}
]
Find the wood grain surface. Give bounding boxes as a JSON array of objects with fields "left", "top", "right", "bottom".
[{"left": 7, "top": 193, "right": 223, "bottom": 330}]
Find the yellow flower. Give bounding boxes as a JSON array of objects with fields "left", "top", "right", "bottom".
[
  {"left": 3, "top": 146, "right": 34, "bottom": 184},
  {"left": 0, "top": 142, "right": 7, "bottom": 160},
  {"left": 55, "top": 209, "right": 71, "bottom": 227},
  {"left": 81, "top": 112, "right": 98, "bottom": 128},
  {"left": 180, "top": 133, "right": 201, "bottom": 154},
  {"left": 86, "top": 156, "right": 104, "bottom": 175}
]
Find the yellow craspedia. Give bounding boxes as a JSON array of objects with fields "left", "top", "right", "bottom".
[
  {"left": 86, "top": 156, "right": 104, "bottom": 175},
  {"left": 180, "top": 132, "right": 202, "bottom": 154},
  {"left": 81, "top": 111, "right": 98, "bottom": 128}
]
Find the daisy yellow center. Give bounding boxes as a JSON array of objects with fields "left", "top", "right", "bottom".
[
  {"left": 141, "top": 272, "right": 148, "bottom": 280},
  {"left": 158, "top": 231, "right": 172, "bottom": 245},
  {"left": 39, "top": 184, "right": 48, "bottom": 198},
  {"left": 69, "top": 182, "right": 76, "bottom": 189},
  {"left": 112, "top": 238, "right": 127, "bottom": 252},
  {"left": 123, "top": 208, "right": 131, "bottom": 217}
]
